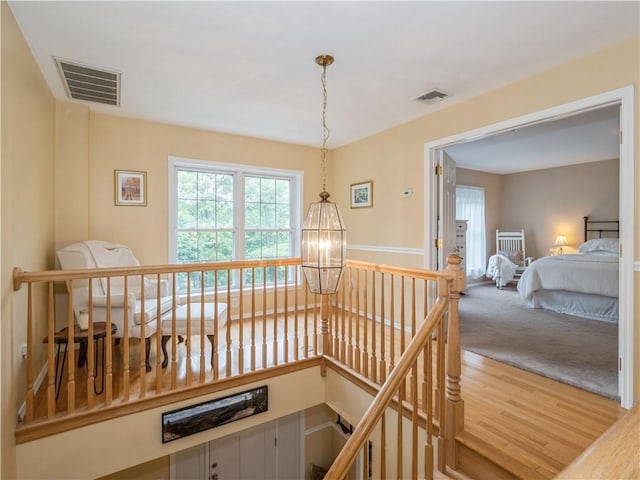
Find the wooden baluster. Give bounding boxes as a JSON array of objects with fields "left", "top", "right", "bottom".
[
  {"left": 321, "top": 294, "right": 331, "bottom": 356},
  {"left": 238, "top": 268, "right": 244, "bottom": 373},
  {"left": 67, "top": 280, "right": 77, "bottom": 412},
  {"left": 346, "top": 268, "right": 353, "bottom": 368},
  {"left": 436, "top": 281, "right": 447, "bottom": 472},
  {"left": 200, "top": 275, "right": 206, "bottom": 383},
  {"left": 226, "top": 268, "right": 232, "bottom": 377},
  {"left": 354, "top": 269, "right": 361, "bottom": 373},
  {"left": 362, "top": 442, "right": 369, "bottom": 480},
  {"left": 171, "top": 274, "right": 178, "bottom": 389},
  {"left": 333, "top": 285, "right": 339, "bottom": 358},
  {"left": 370, "top": 271, "right": 377, "bottom": 383},
  {"left": 412, "top": 360, "right": 421, "bottom": 480},
  {"left": 213, "top": 272, "right": 220, "bottom": 380},
  {"left": 138, "top": 275, "right": 146, "bottom": 398},
  {"left": 293, "top": 267, "right": 299, "bottom": 361},
  {"left": 380, "top": 413, "right": 386, "bottom": 479},
  {"left": 262, "top": 267, "right": 268, "bottom": 368},
  {"left": 104, "top": 277, "right": 114, "bottom": 406},
  {"left": 340, "top": 274, "right": 346, "bottom": 362},
  {"left": 121, "top": 277, "right": 131, "bottom": 401},
  {"left": 46, "top": 282, "right": 56, "bottom": 418},
  {"left": 424, "top": 339, "right": 434, "bottom": 480},
  {"left": 379, "top": 272, "right": 387, "bottom": 383},
  {"left": 283, "top": 266, "right": 288, "bottom": 363},
  {"left": 184, "top": 272, "right": 191, "bottom": 384},
  {"left": 313, "top": 293, "right": 318, "bottom": 355},
  {"left": 303, "top": 283, "right": 309, "bottom": 357},
  {"left": 272, "top": 267, "right": 278, "bottom": 366},
  {"left": 251, "top": 267, "right": 257, "bottom": 371},
  {"left": 155, "top": 274, "right": 163, "bottom": 392},
  {"left": 389, "top": 275, "right": 395, "bottom": 381},
  {"left": 25, "top": 283, "right": 34, "bottom": 423},
  {"left": 400, "top": 276, "right": 406, "bottom": 400},
  {"left": 445, "top": 255, "right": 464, "bottom": 469},
  {"left": 362, "top": 271, "right": 369, "bottom": 378},
  {"left": 412, "top": 278, "right": 418, "bottom": 402},
  {"left": 397, "top": 383, "right": 403, "bottom": 480},
  {"left": 86, "top": 280, "right": 96, "bottom": 407}
]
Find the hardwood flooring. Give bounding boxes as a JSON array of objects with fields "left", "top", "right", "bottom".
[{"left": 32, "top": 313, "right": 625, "bottom": 480}]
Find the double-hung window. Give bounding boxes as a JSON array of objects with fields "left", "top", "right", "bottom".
[{"left": 169, "top": 156, "right": 302, "bottom": 292}]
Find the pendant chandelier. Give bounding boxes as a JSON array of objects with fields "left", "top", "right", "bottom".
[{"left": 301, "top": 55, "right": 346, "bottom": 295}]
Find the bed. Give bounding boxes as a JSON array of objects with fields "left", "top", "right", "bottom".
[{"left": 517, "top": 217, "right": 619, "bottom": 323}]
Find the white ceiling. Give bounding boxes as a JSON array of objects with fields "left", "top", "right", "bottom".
[
  {"left": 444, "top": 105, "right": 621, "bottom": 174},
  {"left": 8, "top": 1, "right": 639, "bottom": 152}
]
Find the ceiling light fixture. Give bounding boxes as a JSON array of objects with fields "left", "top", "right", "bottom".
[{"left": 301, "top": 55, "right": 346, "bottom": 295}]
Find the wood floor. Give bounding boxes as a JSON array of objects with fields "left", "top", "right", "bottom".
[
  {"left": 33, "top": 314, "right": 625, "bottom": 480},
  {"left": 459, "top": 350, "right": 625, "bottom": 479}
]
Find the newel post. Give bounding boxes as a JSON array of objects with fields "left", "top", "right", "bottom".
[{"left": 445, "top": 254, "right": 465, "bottom": 468}]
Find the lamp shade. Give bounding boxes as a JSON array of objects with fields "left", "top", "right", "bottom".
[
  {"left": 301, "top": 198, "right": 346, "bottom": 294},
  {"left": 554, "top": 235, "right": 569, "bottom": 247}
]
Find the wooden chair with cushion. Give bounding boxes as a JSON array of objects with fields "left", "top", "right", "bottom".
[{"left": 495, "top": 229, "right": 528, "bottom": 285}]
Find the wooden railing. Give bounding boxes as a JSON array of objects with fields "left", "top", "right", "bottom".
[
  {"left": 326, "top": 256, "right": 464, "bottom": 479},
  {"left": 12, "top": 255, "right": 464, "bottom": 472},
  {"left": 13, "top": 258, "right": 321, "bottom": 436}
]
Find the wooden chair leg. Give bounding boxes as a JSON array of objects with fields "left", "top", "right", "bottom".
[{"left": 161, "top": 335, "right": 171, "bottom": 369}]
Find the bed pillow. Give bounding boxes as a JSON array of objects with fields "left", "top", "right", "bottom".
[
  {"left": 498, "top": 250, "right": 523, "bottom": 265},
  {"left": 577, "top": 237, "right": 619, "bottom": 254}
]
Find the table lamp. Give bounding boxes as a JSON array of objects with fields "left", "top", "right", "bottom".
[{"left": 553, "top": 234, "right": 569, "bottom": 255}]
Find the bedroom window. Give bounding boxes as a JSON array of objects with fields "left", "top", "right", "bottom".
[
  {"left": 169, "top": 156, "right": 302, "bottom": 292},
  {"left": 456, "top": 186, "right": 486, "bottom": 278}
]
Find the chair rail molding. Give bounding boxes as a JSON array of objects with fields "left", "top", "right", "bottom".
[{"left": 347, "top": 244, "right": 424, "bottom": 256}]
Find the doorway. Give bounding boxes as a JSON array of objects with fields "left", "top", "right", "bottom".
[{"left": 423, "top": 86, "right": 635, "bottom": 408}]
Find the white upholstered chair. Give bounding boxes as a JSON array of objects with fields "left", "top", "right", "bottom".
[{"left": 56, "top": 240, "right": 173, "bottom": 371}]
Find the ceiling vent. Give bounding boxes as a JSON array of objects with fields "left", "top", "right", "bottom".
[
  {"left": 415, "top": 89, "right": 449, "bottom": 105},
  {"left": 54, "top": 57, "right": 120, "bottom": 106}
]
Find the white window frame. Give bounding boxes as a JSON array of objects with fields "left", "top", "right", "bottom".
[{"left": 168, "top": 155, "right": 303, "bottom": 268}]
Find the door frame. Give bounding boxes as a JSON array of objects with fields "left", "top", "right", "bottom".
[{"left": 423, "top": 86, "right": 635, "bottom": 408}]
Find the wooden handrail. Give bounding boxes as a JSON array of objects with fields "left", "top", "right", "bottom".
[
  {"left": 12, "top": 258, "right": 302, "bottom": 290},
  {"left": 325, "top": 276, "right": 451, "bottom": 478},
  {"left": 344, "top": 259, "right": 443, "bottom": 281}
]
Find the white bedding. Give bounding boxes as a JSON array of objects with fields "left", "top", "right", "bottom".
[
  {"left": 517, "top": 253, "right": 618, "bottom": 322},
  {"left": 486, "top": 254, "right": 517, "bottom": 287}
]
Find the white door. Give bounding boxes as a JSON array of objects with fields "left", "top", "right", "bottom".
[
  {"left": 171, "top": 443, "right": 208, "bottom": 480},
  {"left": 171, "top": 413, "right": 302, "bottom": 480},
  {"left": 437, "top": 151, "right": 457, "bottom": 270}
]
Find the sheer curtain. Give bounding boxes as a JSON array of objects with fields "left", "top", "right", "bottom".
[{"left": 456, "top": 186, "right": 486, "bottom": 278}]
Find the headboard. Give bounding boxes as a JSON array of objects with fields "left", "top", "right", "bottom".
[{"left": 584, "top": 216, "right": 619, "bottom": 241}]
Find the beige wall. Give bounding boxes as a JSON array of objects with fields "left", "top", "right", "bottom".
[
  {"left": 1, "top": 4, "right": 56, "bottom": 478},
  {"left": 502, "top": 159, "right": 619, "bottom": 259},
  {"left": 55, "top": 109, "right": 324, "bottom": 265},
  {"left": 332, "top": 37, "right": 639, "bottom": 397},
  {"left": 458, "top": 159, "right": 619, "bottom": 261}
]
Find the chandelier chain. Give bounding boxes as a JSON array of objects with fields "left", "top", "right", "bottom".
[{"left": 320, "top": 63, "right": 330, "bottom": 194}]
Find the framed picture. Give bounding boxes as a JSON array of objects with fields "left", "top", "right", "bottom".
[
  {"left": 162, "top": 385, "right": 268, "bottom": 443},
  {"left": 114, "top": 170, "right": 147, "bottom": 206},
  {"left": 351, "top": 180, "right": 373, "bottom": 208}
]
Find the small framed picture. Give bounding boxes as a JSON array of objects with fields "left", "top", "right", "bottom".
[
  {"left": 114, "top": 170, "right": 147, "bottom": 206},
  {"left": 351, "top": 180, "right": 373, "bottom": 208}
]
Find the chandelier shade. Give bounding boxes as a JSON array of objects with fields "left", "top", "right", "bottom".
[{"left": 301, "top": 194, "right": 346, "bottom": 294}]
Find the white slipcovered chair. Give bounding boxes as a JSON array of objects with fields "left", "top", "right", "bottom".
[{"left": 56, "top": 240, "right": 173, "bottom": 371}]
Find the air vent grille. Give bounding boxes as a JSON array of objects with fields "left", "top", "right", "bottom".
[
  {"left": 415, "top": 89, "right": 449, "bottom": 104},
  {"left": 54, "top": 57, "right": 120, "bottom": 106}
]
